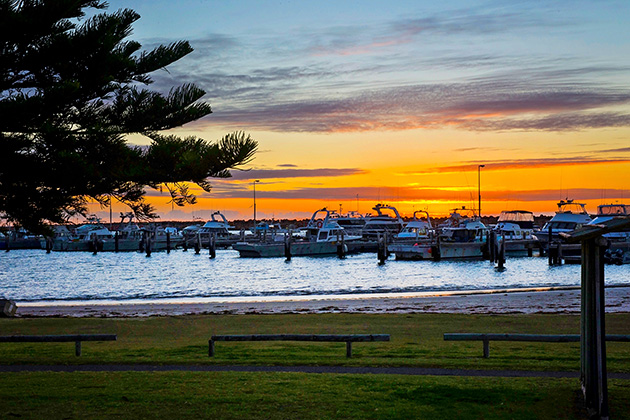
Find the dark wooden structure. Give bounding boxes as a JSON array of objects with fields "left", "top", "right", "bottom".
[
  {"left": 444, "top": 333, "right": 630, "bottom": 359},
  {"left": 561, "top": 217, "right": 630, "bottom": 419},
  {"left": 0, "top": 334, "right": 117, "bottom": 356},
  {"left": 209, "top": 334, "right": 390, "bottom": 358}
]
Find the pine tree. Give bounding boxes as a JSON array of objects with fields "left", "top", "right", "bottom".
[{"left": 0, "top": 0, "right": 257, "bottom": 234}]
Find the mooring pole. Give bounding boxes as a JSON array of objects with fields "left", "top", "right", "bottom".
[
  {"left": 209, "top": 233, "right": 216, "bottom": 259},
  {"left": 284, "top": 231, "right": 292, "bottom": 261},
  {"left": 581, "top": 236, "right": 609, "bottom": 419}
]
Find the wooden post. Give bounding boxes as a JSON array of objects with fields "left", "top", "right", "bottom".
[
  {"left": 284, "top": 232, "right": 292, "bottom": 261},
  {"left": 166, "top": 232, "right": 171, "bottom": 254},
  {"left": 75, "top": 341, "right": 82, "bottom": 357},
  {"left": 209, "top": 233, "right": 216, "bottom": 259},
  {"left": 114, "top": 231, "right": 119, "bottom": 253},
  {"left": 91, "top": 234, "right": 98, "bottom": 255},
  {"left": 45, "top": 237, "right": 52, "bottom": 253},
  {"left": 145, "top": 234, "right": 152, "bottom": 257},
  {"left": 581, "top": 236, "right": 609, "bottom": 419},
  {"left": 337, "top": 231, "right": 346, "bottom": 259},
  {"left": 497, "top": 234, "right": 506, "bottom": 269},
  {"left": 194, "top": 233, "right": 201, "bottom": 254},
  {"left": 560, "top": 219, "right": 630, "bottom": 419},
  {"left": 346, "top": 341, "right": 352, "bottom": 358},
  {"left": 483, "top": 339, "right": 490, "bottom": 358},
  {"left": 377, "top": 234, "right": 386, "bottom": 265},
  {"left": 209, "top": 339, "right": 215, "bottom": 357},
  {"left": 557, "top": 242, "right": 563, "bottom": 265}
]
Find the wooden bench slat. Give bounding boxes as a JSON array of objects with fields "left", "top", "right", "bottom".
[
  {"left": 0, "top": 334, "right": 117, "bottom": 343},
  {"left": 444, "top": 333, "right": 630, "bottom": 358},
  {"left": 209, "top": 334, "right": 390, "bottom": 358},
  {"left": 211, "top": 334, "right": 390, "bottom": 342}
]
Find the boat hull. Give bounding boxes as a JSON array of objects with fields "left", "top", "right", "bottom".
[
  {"left": 389, "top": 242, "right": 485, "bottom": 260},
  {"left": 233, "top": 241, "right": 346, "bottom": 258}
]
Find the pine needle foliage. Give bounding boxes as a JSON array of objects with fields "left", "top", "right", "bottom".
[{"left": 0, "top": 0, "right": 257, "bottom": 234}]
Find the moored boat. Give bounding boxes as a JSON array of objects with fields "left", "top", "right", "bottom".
[
  {"left": 389, "top": 207, "right": 488, "bottom": 260},
  {"left": 233, "top": 208, "right": 362, "bottom": 257}
]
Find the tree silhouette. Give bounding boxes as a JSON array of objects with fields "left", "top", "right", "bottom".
[{"left": 0, "top": 0, "right": 257, "bottom": 233}]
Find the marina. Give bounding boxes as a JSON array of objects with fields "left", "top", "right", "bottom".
[{"left": 2, "top": 248, "right": 630, "bottom": 305}]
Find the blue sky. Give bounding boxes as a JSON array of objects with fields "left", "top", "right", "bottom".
[{"left": 97, "top": 1, "right": 630, "bottom": 219}]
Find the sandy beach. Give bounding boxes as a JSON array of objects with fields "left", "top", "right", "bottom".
[{"left": 14, "top": 285, "right": 630, "bottom": 317}]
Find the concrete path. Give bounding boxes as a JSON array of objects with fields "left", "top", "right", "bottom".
[{"left": 2, "top": 364, "right": 630, "bottom": 379}]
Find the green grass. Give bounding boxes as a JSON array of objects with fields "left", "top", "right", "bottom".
[
  {"left": 1, "top": 313, "right": 629, "bottom": 419},
  {"left": 1, "top": 313, "right": 629, "bottom": 372},
  {"left": 2, "top": 372, "right": 630, "bottom": 419}
]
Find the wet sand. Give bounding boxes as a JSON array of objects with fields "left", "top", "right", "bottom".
[{"left": 15, "top": 285, "right": 630, "bottom": 317}]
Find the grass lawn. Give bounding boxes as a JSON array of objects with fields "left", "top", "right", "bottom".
[{"left": 1, "top": 313, "right": 629, "bottom": 418}]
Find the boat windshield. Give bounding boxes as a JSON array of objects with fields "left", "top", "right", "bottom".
[{"left": 598, "top": 204, "right": 630, "bottom": 216}]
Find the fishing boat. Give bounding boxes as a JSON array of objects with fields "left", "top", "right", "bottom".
[
  {"left": 389, "top": 207, "right": 488, "bottom": 260},
  {"left": 232, "top": 208, "right": 361, "bottom": 257}
]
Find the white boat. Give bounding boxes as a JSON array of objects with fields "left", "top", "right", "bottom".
[
  {"left": 589, "top": 204, "right": 630, "bottom": 264},
  {"left": 329, "top": 211, "right": 367, "bottom": 235},
  {"left": 362, "top": 204, "right": 404, "bottom": 240},
  {"left": 48, "top": 216, "right": 114, "bottom": 251},
  {"left": 233, "top": 208, "right": 361, "bottom": 257},
  {"left": 493, "top": 210, "right": 539, "bottom": 254},
  {"left": 393, "top": 211, "right": 433, "bottom": 242},
  {"left": 195, "top": 211, "right": 239, "bottom": 247},
  {"left": 536, "top": 199, "right": 592, "bottom": 247},
  {"left": 389, "top": 207, "right": 488, "bottom": 260}
]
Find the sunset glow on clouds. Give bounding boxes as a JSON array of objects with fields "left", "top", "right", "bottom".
[{"left": 97, "top": 0, "right": 630, "bottom": 221}]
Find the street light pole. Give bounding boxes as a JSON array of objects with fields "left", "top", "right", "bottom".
[
  {"left": 253, "top": 179, "right": 260, "bottom": 225},
  {"left": 478, "top": 164, "right": 485, "bottom": 218}
]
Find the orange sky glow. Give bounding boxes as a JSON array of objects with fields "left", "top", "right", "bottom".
[{"left": 88, "top": 1, "right": 630, "bottom": 224}]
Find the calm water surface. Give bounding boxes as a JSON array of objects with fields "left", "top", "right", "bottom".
[{"left": 1, "top": 249, "right": 629, "bottom": 303}]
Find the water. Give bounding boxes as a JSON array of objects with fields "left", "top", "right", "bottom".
[{"left": 1, "top": 249, "right": 629, "bottom": 303}]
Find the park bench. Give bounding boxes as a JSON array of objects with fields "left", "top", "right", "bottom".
[
  {"left": 444, "top": 333, "right": 630, "bottom": 358},
  {"left": 0, "top": 334, "right": 117, "bottom": 356},
  {"left": 209, "top": 334, "right": 390, "bottom": 358}
]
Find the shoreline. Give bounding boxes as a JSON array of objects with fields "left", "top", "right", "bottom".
[{"left": 15, "top": 285, "right": 630, "bottom": 317}]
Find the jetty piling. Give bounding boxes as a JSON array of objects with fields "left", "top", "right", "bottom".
[
  {"left": 497, "top": 233, "right": 506, "bottom": 270},
  {"left": 166, "top": 232, "right": 171, "bottom": 254},
  {"left": 284, "top": 232, "right": 292, "bottom": 261},
  {"left": 145, "top": 233, "right": 152, "bottom": 257},
  {"left": 194, "top": 233, "right": 201, "bottom": 254},
  {"left": 377, "top": 233, "right": 387, "bottom": 265},
  {"left": 337, "top": 231, "right": 346, "bottom": 259},
  {"left": 209, "top": 233, "right": 216, "bottom": 259}
]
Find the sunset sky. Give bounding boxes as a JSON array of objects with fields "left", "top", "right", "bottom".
[{"left": 99, "top": 0, "right": 630, "bottom": 222}]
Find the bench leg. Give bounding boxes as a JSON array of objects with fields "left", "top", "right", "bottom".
[
  {"left": 346, "top": 341, "right": 352, "bottom": 358},
  {"left": 483, "top": 340, "right": 489, "bottom": 358},
  {"left": 75, "top": 341, "right": 82, "bottom": 357},
  {"left": 209, "top": 340, "right": 215, "bottom": 357}
]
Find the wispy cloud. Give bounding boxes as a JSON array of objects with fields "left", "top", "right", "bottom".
[
  {"left": 419, "top": 157, "right": 630, "bottom": 173},
  {"left": 227, "top": 168, "right": 367, "bottom": 181},
  {"left": 188, "top": 184, "right": 630, "bottom": 204},
  {"left": 146, "top": 4, "right": 630, "bottom": 135}
]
